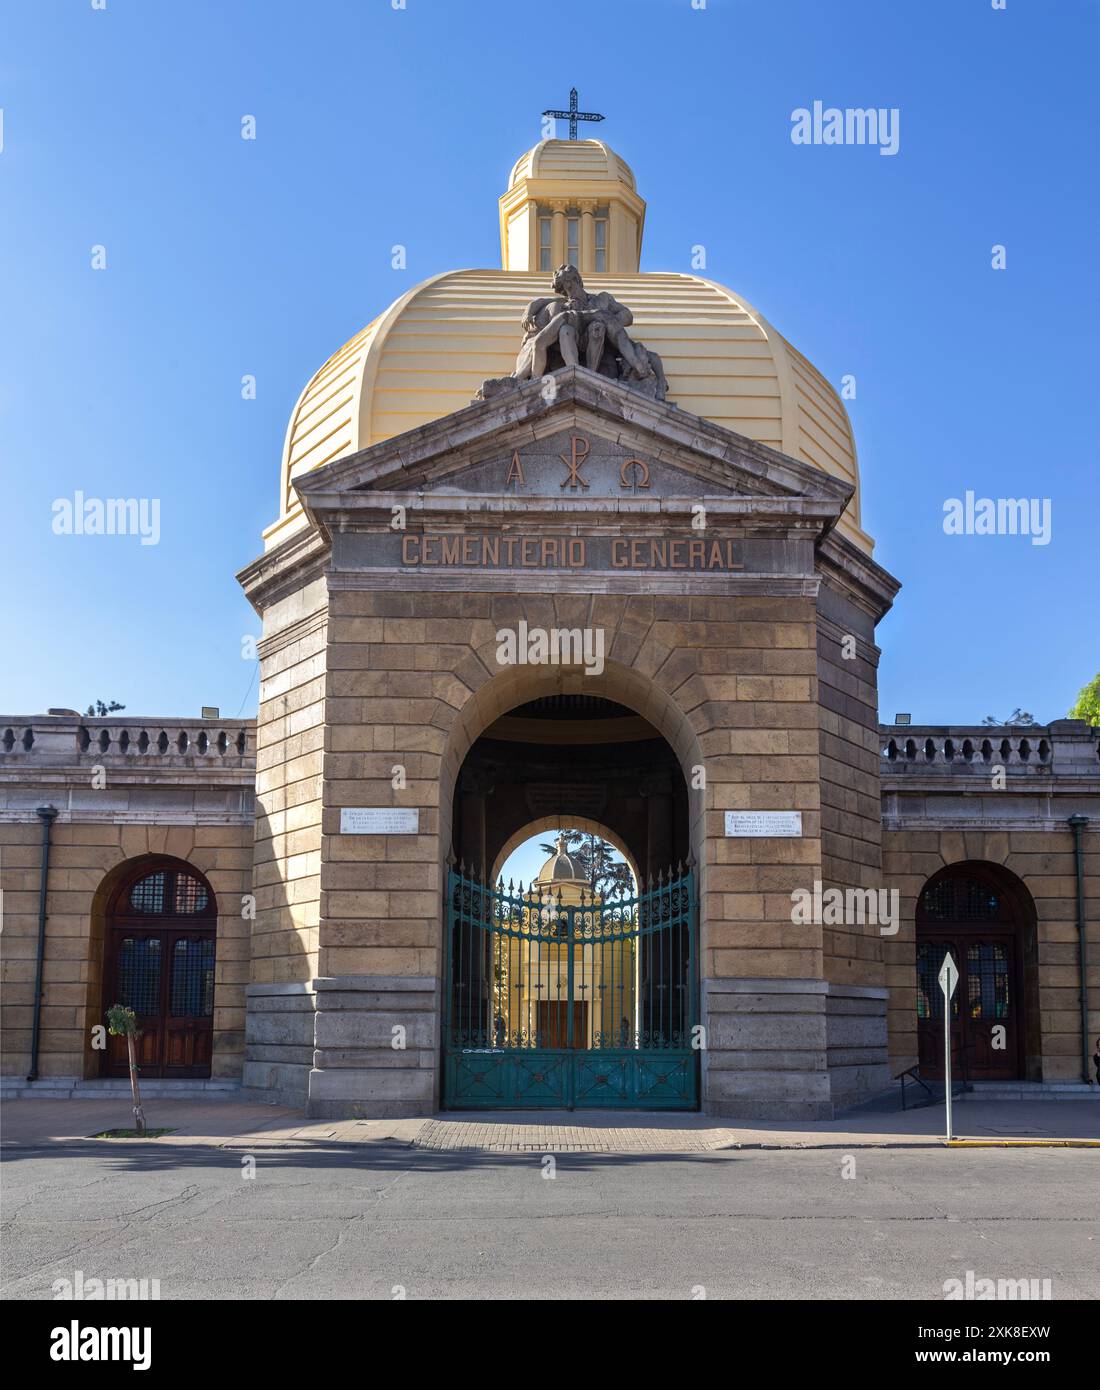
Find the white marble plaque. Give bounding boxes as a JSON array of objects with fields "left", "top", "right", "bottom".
[
  {"left": 339, "top": 807, "right": 419, "bottom": 835},
  {"left": 724, "top": 811, "right": 803, "bottom": 838}
]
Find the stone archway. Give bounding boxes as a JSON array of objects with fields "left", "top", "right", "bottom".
[
  {"left": 436, "top": 661, "right": 705, "bottom": 1111},
  {"left": 915, "top": 861, "right": 1040, "bottom": 1081},
  {"left": 99, "top": 856, "right": 218, "bottom": 1079},
  {"left": 490, "top": 816, "right": 642, "bottom": 891},
  {"left": 436, "top": 657, "right": 707, "bottom": 928}
]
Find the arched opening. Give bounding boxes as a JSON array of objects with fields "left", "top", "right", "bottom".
[
  {"left": 441, "top": 676, "right": 700, "bottom": 1110},
  {"left": 450, "top": 689, "right": 694, "bottom": 886},
  {"left": 915, "top": 861, "right": 1040, "bottom": 1082},
  {"left": 100, "top": 857, "right": 217, "bottom": 1079},
  {"left": 492, "top": 816, "right": 641, "bottom": 890}
]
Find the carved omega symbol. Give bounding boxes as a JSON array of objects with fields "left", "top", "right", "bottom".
[{"left": 620, "top": 457, "right": 651, "bottom": 489}]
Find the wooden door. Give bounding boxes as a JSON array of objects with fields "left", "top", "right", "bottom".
[
  {"left": 105, "top": 931, "right": 167, "bottom": 1075},
  {"left": 537, "top": 1001, "right": 588, "bottom": 1049},
  {"left": 917, "top": 933, "right": 1020, "bottom": 1080},
  {"left": 162, "top": 932, "right": 216, "bottom": 1074},
  {"left": 960, "top": 934, "right": 1017, "bottom": 1078},
  {"left": 101, "top": 862, "right": 216, "bottom": 1079}
]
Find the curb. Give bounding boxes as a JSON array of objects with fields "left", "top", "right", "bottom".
[{"left": 945, "top": 1138, "right": 1100, "bottom": 1149}]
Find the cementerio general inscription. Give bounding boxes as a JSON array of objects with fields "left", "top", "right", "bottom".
[
  {"left": 332, "top": 531, "right": 813, "bottom": 575},
  {"left": 401, "top": 534, "right": 745, "bottom": 571}
]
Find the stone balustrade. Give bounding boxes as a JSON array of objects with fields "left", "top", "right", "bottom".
[
  {"left": 879, "top": 720, "right": 1098, "bottom": 778},
  {"left": 0, "top": 714, "right": 256, "bottom": 770}
]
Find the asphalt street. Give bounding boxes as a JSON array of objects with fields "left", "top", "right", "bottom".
[{"left": 1, "top": 1141, "right": 1095, "bottom": 1300}]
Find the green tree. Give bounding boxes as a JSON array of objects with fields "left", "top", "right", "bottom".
[
  {"left": 1068, "top": 673, "right": 1100, "bottom": 725},
  {"left": 106, "top": 1004, "right": 147, "bottom": 1136},
  {"left": 980, "top": 708, "right": 1038, "bottom": 728},
  {"left": 86, "top": 700, "right": 126, "bottom": 717}
]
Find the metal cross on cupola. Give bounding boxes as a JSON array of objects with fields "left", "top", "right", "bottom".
[{"left": 543, "top": 87, "right": 604, "bottom": 141}]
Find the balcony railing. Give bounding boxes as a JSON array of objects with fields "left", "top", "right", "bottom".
[
  {"left": 0, "top": 715, "right": 256, "bottom": 768},
  {"left": 879, "top": 721, "right": 1098, "bottom": 777}
]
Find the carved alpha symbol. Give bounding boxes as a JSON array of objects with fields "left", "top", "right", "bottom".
[
  {"left": 504, "top": 450, "right": 525, "bottom": 487},
  {"left": 559, "top": 435, "right": 590, "bottom": 490}
]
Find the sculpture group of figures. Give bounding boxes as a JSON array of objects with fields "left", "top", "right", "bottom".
[{"left": 480, "top": 265, "right": 668, "bottom": 402}]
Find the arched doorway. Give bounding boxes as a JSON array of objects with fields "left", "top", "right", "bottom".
[
  {"left": 101, "top": 858, "right": 217, "bottom": 1078},
  {"left": 442, "top": 688, "right": 698, "bottom": 1110},
  {"left": 916, "top": 862, "right": 1038, "bottom": 1081},
  {"left": 492, "top": 816, "right": 641, "bottom": 891}
]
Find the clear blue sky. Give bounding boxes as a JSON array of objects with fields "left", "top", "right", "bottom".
[{"left": 1, "top": 0, "right": 1096, "bottom": 723}]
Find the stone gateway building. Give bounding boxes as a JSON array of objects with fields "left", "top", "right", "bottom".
[{"left": 2, "top": 139, "right": 1096, "bottom": 1119}]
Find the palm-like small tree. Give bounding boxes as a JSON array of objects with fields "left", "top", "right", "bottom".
[{"left": 106, "top": 1004, "right": 147, "bottom": 1136}]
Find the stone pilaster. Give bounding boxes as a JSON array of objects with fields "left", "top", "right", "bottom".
[{"left": 307, "top": 975, "right": 439, "bottom": 1119}]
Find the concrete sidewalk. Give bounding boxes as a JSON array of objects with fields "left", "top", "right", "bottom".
[{"left": 1, "top": 1095, "right": 1097, "bottom": 1153}]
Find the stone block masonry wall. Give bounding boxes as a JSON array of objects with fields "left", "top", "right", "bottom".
[
  {"left": 881, "top": 827, "right": 1100, "bottom": 1082},
  {"left": 815, "top": 580, "right": 887, "bottom": 991},
  {"left": 313, "top": 585, "right": 831, "bottom": 1118},
  {"left": 243, "top": 578, "right": 328, "bottom": 1102},
  {"left": 0, "top": 819, "right": 253, "bottom": 1080},
  {"left": 249, "top": 580, "right": 327, "bottom": 988},
  {"left": 812, "top": 578, "right": 891, "bottom": 1108}
]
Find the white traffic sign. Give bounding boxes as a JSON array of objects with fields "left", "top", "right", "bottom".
[{"left": 939, "top": 950, "right": 959, "bottom": 1142}]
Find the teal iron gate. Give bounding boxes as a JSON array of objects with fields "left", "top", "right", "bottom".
[{"left": 443, "top": 864, "right": 698, "bottom": 1109}]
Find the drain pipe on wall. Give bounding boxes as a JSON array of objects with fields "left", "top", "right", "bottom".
[
  {"left": 1067, "top": 814, "right": 1091, "bottom": 1086},
  {"left": 26, "top": 804, "right": 58, "bottom": 1083}
]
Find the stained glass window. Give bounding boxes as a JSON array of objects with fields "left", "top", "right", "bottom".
[
  {"left": 172, "top": 874, "right": 208, "bottom": 914},
  {"left": 921, "top": 877, "right": 1001, "bottom": 922},
  {"left": 967, "top": 942, "right": 1010, "bottom": 1020}
]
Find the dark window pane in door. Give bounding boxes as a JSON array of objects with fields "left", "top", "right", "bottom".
[
  {"left": 967, "top": 941, "right": 1010, "bottom": 1020},
  {"left": 129, "top": 873, "right": 165, "bottom": 914},
  {"left": 917, "top": 942, "right": 958, "bottom": 1019},
  {"left": 170, "top": 937, "right": 216, "bottom": 1017},
  {"left": 921, "top": 878, "right": 1000, "bottom": 922},
  {"left": 117, "top": 937, "right": 162, "bottom": 1015},
  {"left": 172, "top": 874, "right": 209, "bottom": 914}
]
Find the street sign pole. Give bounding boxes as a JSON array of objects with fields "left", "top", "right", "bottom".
[{"left": 938, "top": 951, "right": 959, "bottom": 1142}]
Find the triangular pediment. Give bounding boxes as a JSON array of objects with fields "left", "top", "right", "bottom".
[
  {"left": 241, "top": 367, "right": 898, "bottom": 616},
  {"left": 294, "top": 367, "right": 853, "bottom": 521}
]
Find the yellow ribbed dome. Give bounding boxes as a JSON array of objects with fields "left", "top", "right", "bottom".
[
  {"left": 508, "top": 139, "right": 636, "bottom": 191},
  {"left": 265, "top": 139, "right": 872, "bottom": 555},
  {"left": 536, "top": 833, "right": 588, "bottom": 886},
  {"left": 268, "top": 269, "right": 871, "bottom": 553}
]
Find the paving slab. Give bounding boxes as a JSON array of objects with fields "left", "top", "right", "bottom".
[{"left": 2, "top": 1095, "right": 1096, "bottom": 1154}]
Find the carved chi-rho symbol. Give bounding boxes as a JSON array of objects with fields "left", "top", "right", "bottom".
[
  {"left": 620, "top": 457, "right": 651, "bottom": 490},
  {"left": 559, "top": 434, "right": 590, "bottom": 490}
]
